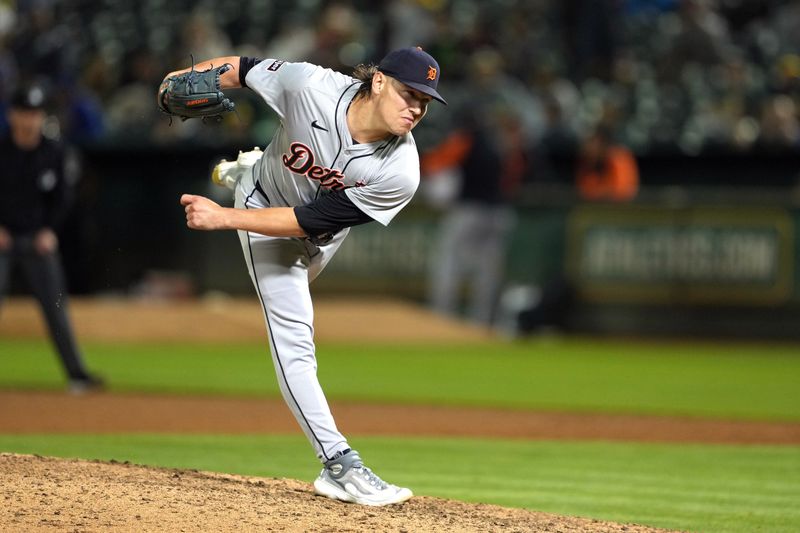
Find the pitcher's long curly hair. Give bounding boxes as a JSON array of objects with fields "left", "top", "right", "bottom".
[{"left": 352, "top": 63, "right": 379, "bottom": 101}]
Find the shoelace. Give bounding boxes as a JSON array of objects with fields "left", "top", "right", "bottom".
[{"left": 355, "top": 465, "right": 388, "bottom": 490}]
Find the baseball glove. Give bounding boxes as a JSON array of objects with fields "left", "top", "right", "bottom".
[{"left": 158, "top": 63, "right": 235, "bottom": 121}]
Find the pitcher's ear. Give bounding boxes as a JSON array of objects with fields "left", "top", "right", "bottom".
[{"left": 372, "top": 71, "right": 387, "bottom": 97}]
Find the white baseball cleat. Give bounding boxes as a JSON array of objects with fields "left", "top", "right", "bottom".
[
  {"left": 211, "top": 146, "right": 263, "bottom": 190},
  {"left": 313, "top": 450, "right": 413, "bottom": 506}
]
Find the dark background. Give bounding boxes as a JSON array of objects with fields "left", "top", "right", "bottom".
[{"left": 3, "top": 0, "right": 800, "bottom": 337}]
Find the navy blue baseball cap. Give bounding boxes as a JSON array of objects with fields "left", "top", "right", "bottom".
[{"left": 378, "top": 47, "right": 447, "bottom": 105}]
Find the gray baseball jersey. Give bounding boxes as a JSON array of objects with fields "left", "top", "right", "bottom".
[{"left": 245, "top": 59, "right": 420, "bottom": 226}]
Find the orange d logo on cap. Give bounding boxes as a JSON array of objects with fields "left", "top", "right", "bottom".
[{"left": 427, "top": 65, "right": 437, "bottom": 81}]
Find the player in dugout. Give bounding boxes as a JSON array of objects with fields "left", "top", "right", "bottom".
[{"left": 158, "top": 47, "right": 446, "bottom": 506}]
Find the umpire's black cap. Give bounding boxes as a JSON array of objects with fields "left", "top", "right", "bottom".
[
  {"left": 10, "top": 84, "right": 48, "bottom": 110},
  {"left": 378, "top": 47, "right": 447, "bottom": 105}
]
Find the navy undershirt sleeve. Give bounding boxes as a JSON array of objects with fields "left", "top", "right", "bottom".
[
  {"left": 239, "top": 56, "right": 263, "bottom": 88},
  {"left": 294, "top": 189, "right": 374, "bottom": 236}
]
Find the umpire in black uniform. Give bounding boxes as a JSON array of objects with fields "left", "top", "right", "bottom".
[{"left": 0, "top": 83, "right": 103, "bottom": 393}]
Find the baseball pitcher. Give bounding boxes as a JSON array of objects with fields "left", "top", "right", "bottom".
[{"left": 158, "top": 47, "right": 446, "bottom": 506}]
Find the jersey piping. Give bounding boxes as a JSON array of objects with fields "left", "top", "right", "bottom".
[{"left": 314, "top": 81, "right": 359, "bottom": 201}]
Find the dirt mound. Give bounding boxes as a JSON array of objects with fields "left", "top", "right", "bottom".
[{"left": 1, "top": 453, "right": 676, "bottom": 532}]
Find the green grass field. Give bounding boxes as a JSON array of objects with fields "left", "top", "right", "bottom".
[{"left": 1, "top": 336, "right": 799, "bottom": 532}]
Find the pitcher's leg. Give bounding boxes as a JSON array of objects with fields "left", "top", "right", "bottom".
[{"left": 239, "top": 230, "right": 349, "bottom": 462}]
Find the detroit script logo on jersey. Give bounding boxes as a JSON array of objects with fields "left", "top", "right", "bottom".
[{"left": 282, "top": 142, "right": 349, "bottom": 190}]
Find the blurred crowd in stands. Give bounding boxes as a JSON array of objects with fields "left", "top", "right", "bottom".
[{"left": 0, "top": 0, "right": 798, "bottom": 157}]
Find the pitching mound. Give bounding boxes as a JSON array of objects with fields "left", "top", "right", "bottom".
[{"left": 1, "top": 453, "right": 676, "bottom": 533}]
